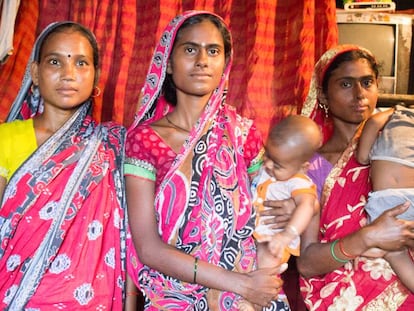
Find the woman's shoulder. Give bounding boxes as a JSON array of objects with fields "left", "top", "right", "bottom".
[
  {"left": 0, "top": 119, "right": 34, "bottom": 145},
  {"left": 126, "top": 123, "right": 157, "bottom": 142},
  {"left": 226, "top": 105, "right": 253, "bottom": 126},
  {"left": 0, "top": 118, "right": 33, "bottom": 132},
  {"left": 125, "top": 123, "right": 176, "bottom": 181},
  {"left": 309, "top": 153, "right": 331, "bottom": 168},
  {"left": 0, "top": 119, "right": 36, "bottom": 180},
  {"left": 125, "top": 123, "right": 172, "bottom": 158},
  {"left": 223, "top": 106, "right": 260, "bottom": 137}
]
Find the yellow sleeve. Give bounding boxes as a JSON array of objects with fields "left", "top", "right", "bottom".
[
  {"left": 0, "top": 119, "right": 37, "bottom": 181},
  {"left": 0, "top": 122, "right": 10, "bottom": 179}
]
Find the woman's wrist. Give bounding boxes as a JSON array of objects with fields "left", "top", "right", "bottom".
[
  {"left": 338, "top": 239, "right": 357, "bottom": 259},
  {"left": 335, "top": 229, "right": 372, "bottom": 260},
  {"left": 231, "top": 270, "right": 253, "bottom": 298},
  {"left": 211, "top": 266, "right": 246, "bottom": 296},
  {"left": 330, "top": 239, "right": 350, "bottom": 263},
  {"left": 356, "top": 225, "right": 375, "bottom": 251}
]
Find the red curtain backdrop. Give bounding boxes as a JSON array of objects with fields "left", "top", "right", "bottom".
[{"left": 0, "top": 0, "right": 338, "bottom": 139}]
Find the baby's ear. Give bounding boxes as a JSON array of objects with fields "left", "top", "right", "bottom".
[{"left": 302, "top": 161, "right": 310, "bottom": 173}]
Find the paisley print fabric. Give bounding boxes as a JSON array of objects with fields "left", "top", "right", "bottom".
[{"left": 125, "top": 10, "right": 289, "bottom": 311}]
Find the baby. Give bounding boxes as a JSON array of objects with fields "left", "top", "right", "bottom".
[
  {"left": 240, "top": 115, "right": 322, "bottom": 311},
  {"left": 356, "top": 104, "right": 414, "bottom": 292}
]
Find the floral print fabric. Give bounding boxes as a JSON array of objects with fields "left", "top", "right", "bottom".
[{"left": 300, "top": 45, "right": 414, "bottom": 311}]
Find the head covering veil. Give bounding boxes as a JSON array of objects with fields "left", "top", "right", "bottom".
[{"left": 129, "top": 11, "right": 232, "bottom": 131}]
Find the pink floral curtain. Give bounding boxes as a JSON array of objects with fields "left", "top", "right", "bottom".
[{"left": 0, "top": 0, "right": 338, "bottom": 138}]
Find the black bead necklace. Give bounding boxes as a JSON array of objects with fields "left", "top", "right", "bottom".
[{"left": 165, "top": 114, "right": 191, "bottom": 133}]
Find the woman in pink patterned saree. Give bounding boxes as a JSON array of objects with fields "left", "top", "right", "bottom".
[
  {"left": 0, "top": 22, "right": 126, "bottom": 309},
  {"left": 297, "top": 45, "right": 414, "bottom": 310},
  {"left": 124, "top": 10, "right": 289, "bottom": 311}
]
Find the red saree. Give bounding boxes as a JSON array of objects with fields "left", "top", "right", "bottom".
[{"left": 300, "top": 45, "right": 414, "bottom": 310}]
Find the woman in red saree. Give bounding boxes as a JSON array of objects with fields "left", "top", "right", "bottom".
[
  {"left": 297, "top": 45, "right": 414, "bottom": 310},
  {"left": 124, "top": 10, "right": 289, "bottom": 311},
  {"left": 0, "top": 22, "right": 126, "bottom": 310}
]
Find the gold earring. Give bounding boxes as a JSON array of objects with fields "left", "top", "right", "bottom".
[
  {"left": 318, "top": 101, "right": 329, "bottom": 118},
  {"left": 91, "top": 86, "right": 101, "bottom": 97}
]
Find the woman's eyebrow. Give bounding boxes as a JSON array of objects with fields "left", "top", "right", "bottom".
[
  {"left": 179, "top": 41, "right": 223, "bottom": 49},
  {"left": 336, "top": 74, "right": 375, "bottom": 80}
]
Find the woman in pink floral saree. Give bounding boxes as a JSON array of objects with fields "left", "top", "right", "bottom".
[
  {"left": 125, "top": 10, "right": 289, "bottom": 311},
  {"left": 297, "top": 45, "right": 414, "bottom": 310},
  {"left": 0, "top": 22, "right": 126, "bottom": 310}
]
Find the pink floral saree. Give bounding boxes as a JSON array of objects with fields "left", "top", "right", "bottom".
[{"left": 125, "top": 10, "right": 289, "bottom": 311}]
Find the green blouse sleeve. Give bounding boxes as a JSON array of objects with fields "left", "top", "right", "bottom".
[{"left": 124, "top": 157, "right": 156, "bottom": 182}]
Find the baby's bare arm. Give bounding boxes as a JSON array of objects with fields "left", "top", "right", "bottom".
[
  {"left": 268, "top": 193, "right": 317, "bottom": 258},
  {"left": 385, "top": 249, "right": 414, "bottom": 292},
  {"left": 286, "top": 193, "right": 318, "bottom": 236},
  {"left": 357, "top": 108, "right": 394, "bottom": 164}
]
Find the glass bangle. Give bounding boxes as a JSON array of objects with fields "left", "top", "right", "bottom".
[
  {"left": 338, "top": 238, "right": 356, "bottom": 259},
  {"left": 330, "top": 239, "right": 349, "bottom": 263}
]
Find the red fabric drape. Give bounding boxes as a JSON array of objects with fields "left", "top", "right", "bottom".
[
  {"left": 0, "top": 0, "right": 39, "bottom": 117},
  {"left": 0, "top": 0, "right": 338, "bottom": 139}
]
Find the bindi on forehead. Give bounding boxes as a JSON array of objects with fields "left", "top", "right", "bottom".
[{"left": 67, "top": 54, "right": 71, "bottom": 58}]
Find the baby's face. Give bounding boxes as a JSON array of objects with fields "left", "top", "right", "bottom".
[{"left": 263, "top": 143, "right": 305, "bottom": 181}]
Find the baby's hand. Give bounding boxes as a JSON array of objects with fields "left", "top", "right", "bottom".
[{"left": 268, "top": 232, "right": 291, "bottom": 261}]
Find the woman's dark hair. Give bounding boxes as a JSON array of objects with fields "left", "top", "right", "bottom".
[
  {"left": 322, "top": 49, "right": 380, "bottom": 95},
  {"left": 36, "top": 22, "right": 100, "bottom": 85},
  {"left": 163, "top": 14, "right": 232, "bottom": 105}
]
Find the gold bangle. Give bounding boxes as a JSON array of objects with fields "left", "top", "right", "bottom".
[
  {"left": 193, "top": 257, "right": 199, "bottom": 283},
  {"left": 127, "top": 291, "right": 140, "bottom": 297},
  {"left": 338, "top": 238, "right": 356, "bottom": 259}
]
